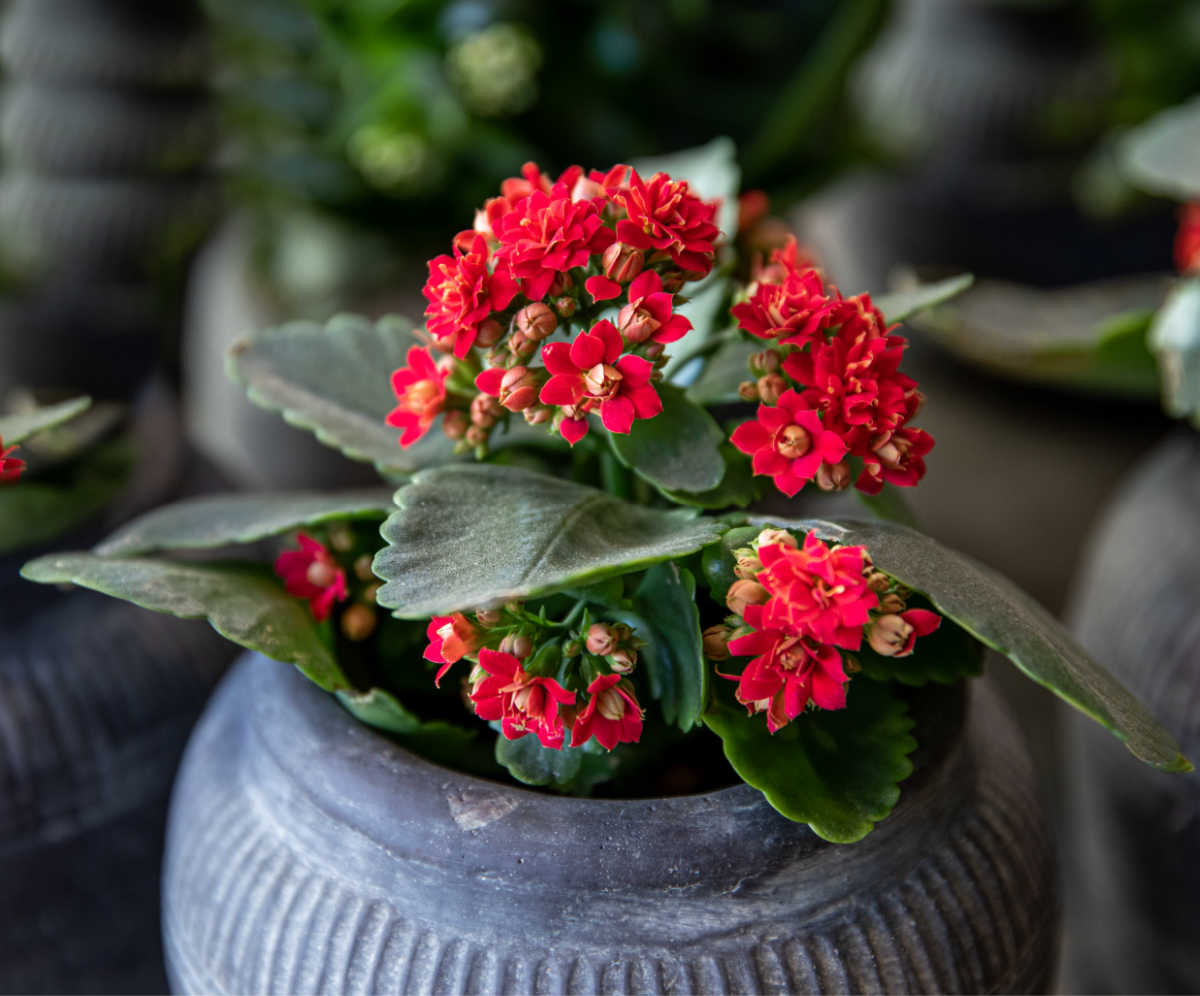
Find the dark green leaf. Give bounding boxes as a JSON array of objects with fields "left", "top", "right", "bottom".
[
  {"left": 687, "top": 337, "right": 756, "bottom": 405},
  {"left": 662, "top": 444, "right": 757, "bottom": 509},
  {"left": 608, "top": 384, "right": 726, "bottom": 493},
  {"left": 374, "top": 464, "right": 722, "bottom": 617},
  {"left": 0, "top": 396, "right": 91, "bottom": 445},
  {"left": 854, "top": 485, "right": 920, "bottom": 527},
  {"left": 336, "top": 687, "right": 479, "bottom": 767},
  {"left": 19, "top": 554, "right": 347, "bottom": 691},
  {"left": 852, "top": 602, "right": 984, "bottom": 686},
  {"left": 493, "top": 730, "right": 619, "bottom": 793},
  {"left": 1149, "top": 277, "right": 1200, "bottom": 423},
  {"left": 747, "top": 515, "right": 1192, "bottom": 772},
  {"left": 873, "top": 273, "right": 974, "bottom": 323},
  {"left": 703, "top": 678, "right": 915, "bottom": 843},
  {"left": 96, "top": 488, "right": 395, "bottom": 556},
  {"left": 628, "top": 564, "right": 706, "bottom": 731},
  {"left": 1119, "top": 95, "right": 1200, "bottom": 200}
]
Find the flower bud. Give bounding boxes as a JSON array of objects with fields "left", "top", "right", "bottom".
[
  {"left": 516, "top": 302, "right": 558, "bottom": 342},
  {"left": 583, "top": 363, "right": 622, "bottom": 400},
  {"left": 597, "top": 686, "right": 627, "bottom": 721},
  {"left": 340, "top": 603, "right": 377, "bottom": 642},
  {"left": 755, "top": 528, "right": 797, "bottom": 550},
  {"left": 306, "top": 560, "right": 338, "bottom": 589},
  {"left": 617, "top": 302, "right": 661, "bottom": 344},
  {"left": 726, "top": 579, "right": 769, "bottom": 616},
  {"left": 880, "top": 593, "right": 906, "bottom": 614},
  {"left": 470, "top": 393, "right": 503, "bottom": 428},
  {"left": 776, "top": 425, "right": 812, "bottom": 460},
  {"left": 498, "top": 366, "right": 540, "bottom": 412},
  {"left": 661, "top": 270, "right": 686, "bottom": 293},
  {"left": 815, "top": 460, "right": 851, "bottom": 492},
  {"left": 586, "top": 623, "right": 617, "bottom": 656},
  {"left": 602, "top": 242, "right": 645, "bottom": 284},
  {"left": 610, "top": 648, "right": 637, "bottom": 673},
  {"left": 475, "top": 608, "right": 502, "bottom": 627},
  {"left": 548, "top": 273, "right": 569, "bottom": 298},
  {"left": 865, "top": 570, "right": 890, "bottom": 593},
  {"left": 750, "top": 348, "right": 782, "bottom": 374},
  {"left": 734, "top": 554, "right": 762, "bottom": 581},
  {"left": 554, "top": 296, "right": 577, "bottom": 318},
  {"left": 442, "top": 409, "right": 469, "bottom": 440},
  {"left": 465, "top": 424, "right": 489, "bottom": 447},
  {"left": 328, "top": 525, "right": 354, "bottom": 552},
  {"left": 486, "top": 346, "right": 509, "bottom": 368},
  {"left": 644, "top": 342, "right": 666, "bottom": 360},
  {"left": 507, "top": 327, "right": 537, "bottom": 358},
  {"left": 867, "top": 614, "right": 915, "bottom": 657},
  {"left": 757, "top": 373, "right": 787, "bottom": 405},
  {"left": 499, "top": 633, "right": 533, "bottom": 659},
  {"left": 523, "top": 404, "right": 553, "bottom": 425},
  {"left": 353, "top": 554, "right": 374, "bottom": 581},
  {"left": 475, "top": 318, "right": 504, "bottom": 349},
  {"left": 702, "top": 624, "right": 730, "bottom": 661},
  {"left": 563, "top": 640, "right": 581, "bottom": 658},
  {"left": 738, "top": 380, "right": 759, "bottom": 402}
]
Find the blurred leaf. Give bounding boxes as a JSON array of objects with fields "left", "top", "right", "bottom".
[
  {"left": 874, "top": 273, "right": 974, "bottom": 323},
  {"left": 0, "top": 396, "right": 91, "bottom": 445},
  {"left": 1149, "top": 277, "right": 1200, "bottom": 423},
  {"left": 1120, "top": 95, "right": 1200, "bottom": 200}
]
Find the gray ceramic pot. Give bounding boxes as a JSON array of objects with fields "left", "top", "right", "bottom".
[
  {"left": 1059, "top": 430, "right": 1200, "bottom": 994},
  {"left": 164, "top": 654, "right": 1058, "bottom": 994}
]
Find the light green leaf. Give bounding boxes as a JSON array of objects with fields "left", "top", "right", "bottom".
[
  {"left": 874, "top": 273, "right": 974, "bottom": 323},
  {"left": 661, "top": 444, "right": 757, "bottom": 509},
  {"left": 96, "top": 488, "right": 395, "bottom": 556},
  {"left": 1119, "top": 95, "right": 1200, "bottom": 200},
  {"left": 19, "top": 553, "right": 347, "bottom": 691},
  {"left": 703, "top": 678, "right": 915, "bottom": 843},
  {"left": 374, "top": 464, "right": 722, "bottom": 618},
  {"left": 746, "top": 515, "right": 1192, "bottom": 771},
  {"left": 0, "top": 396, "right": 91, "bottom": 445},
  {"left": 608, "top": 384, "right": 727, "bottom": 494},
  {"left": 628, "top": 563, "right": 707, "bottom": 730},
  {"left": 1149, "top": 277, "right": 1200, "bottom": 422}
]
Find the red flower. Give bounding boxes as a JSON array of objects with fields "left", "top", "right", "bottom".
[
  {"left": 611, "top": 168, "right": 721, "bottom": 276},
  {"left": 867, "top": 608, "right": 941, "bottom": 658},
  {"left": 424, "top": 612, "right": 482, "bottom": 685},
  {"left": 470, "top": 648, "right": 576, "bottom": 749},
  {"left": 424, "top": 232, "right": 518, "bottom": 358},
  {"left": 539, "top": 321, "right": 662, "bottom": 442},
  {"left": 729, "top": 391, "right": 848, "bottom": 497},
  {"left": 756, "top": 535, "right": 877, "bottom": 650},
  {"left": 726, "top": 605, "right": 848, "bottom": 730},
  {"left": 386, "top": 346, "right": 449, "bottom": 447},
  {"left": 1176, "top": 203, "right": 1200, "bottom": 274},
  {"left": 570, "top": 673, "right": 643, "bottom": 749},
  {"left": 0, "top": 438, "right": 24, "bottom": 483},
  {"left": 856, "top": 426, "right": 935, "bottom": 495},
  {"left": 732, "top": 246, "right": 839, "bottom": 347},
  {"left": 274, "top": 533, "right": 348, "bottom": 622},
  {"left": 494, "top": 185, "right": 615, "bottom": 301},
  {"left": 615, "top": 270, "right": 693, "bottom": 345}
]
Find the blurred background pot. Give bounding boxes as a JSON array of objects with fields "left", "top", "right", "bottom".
[
  {"left": 1058, "top": 429, "right": 1200, "bottom": 993},
  {"left": 163, "top": 653, "right": 1057, "bottom": 994}
]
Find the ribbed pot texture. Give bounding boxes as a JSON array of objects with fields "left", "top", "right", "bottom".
[
  {"left": 164, "top": 654, "right": 1058, "bottom": 995},
  {"left": 1060, "top": 430, "right": 1200, "bottom": 994}
]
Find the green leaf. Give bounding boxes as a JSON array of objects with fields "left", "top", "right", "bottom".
[
  {"left": 852, "top": 602, "right": 984, "bottom": 686},
  {"left": 910, "top": 275, "right": 1167, "bottom": 398},
  {"left": 95, "top": 488, "right": 395, "bottom": 556},
  {"left": 1119, "top": 95, "right": 1200, "bottom": 200},
  {"left": 627, "top": 564, "right": 707, "bottom": 731},
  {"left": 633, "top": 137, "right": 741, "bottom": 240},
  {"left": 873, "top": 273, "right": 974, "bottom": 323},
  {"left": 0, "top": 396, "right": 91, "bottom": 445},
  {"left": 1149, "top": 277, "right": 1200, "bottom": 423},
  {"left": 0, "top": 438, "right": 135, "bottom": 555},
  {"left": 493, "top": 730, "right": 619, "bottom": 793},
  {"left": 703, "top": 678, "right": 915, "bottom": 843},
  {"left": 227, "top": 313, "right": 457, "bottom": 475},
  {"left": 336, "top": 687, "right": 479, "bottom": 767},
  {"left": 854, "top": 485, "right": 920, "bottom": 527},
  {"left": 661, "top": 444, "right": 757, "bottom": 509},
  {"left": 374, "top": 464, "right": 722, "bottom": 617},
  {"left": 687, "top": 337, "right": 757, "bottom": 405},
  {"left": 748, "top": 515, "right": 1192, "bottom": 772},
  {"left": 608, "top": 384, "right": 727, "bottom": 494},
  {"left": 19, "top": 554, "right": 348, "bottom": 691}
]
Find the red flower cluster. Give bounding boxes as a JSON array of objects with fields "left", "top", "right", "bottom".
[
  {"left": 469, "top": 648, "right": 576, "bottom": 749},
  {"left": 1176, "top": 203, "right": 1200, "bottom": 274},
  {"left": 722, "top": 530, "right": 939, "bottom": 732},
  {"left": 729, "top": 238, "right": 933, "bottom": 497},
  {"left": 0, "top": 438, "right": 24, "bottom": 483},
  {"left": 391, "top": 161, "right": 720, "bottom": 451},
  {"left": 274, "top": 533, "right": 348, "bottom": 622}
]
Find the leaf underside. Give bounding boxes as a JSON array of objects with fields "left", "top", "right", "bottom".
[{"left": 0, "top": 396, "right": 92, "bottom": 445}]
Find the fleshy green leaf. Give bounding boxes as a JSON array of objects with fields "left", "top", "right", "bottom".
[
  {"left": 608, "top": 384, "right": 727, "bottom": 494},
  {"left": 1119, "top": 95, "right": 1200, "bottom": 200},
  {"left": 703, "top": 678, "right": 916, "bottom": 843},
  {"left": 686, "top": 336, "right": 756, "bottom": 405},
  {"left": 493, "top": 730, "right": 618, "bottom": 793},
  {"left": 854, "top": 485, "right": 919, "bottom": 527},
  {"left": 374, "top": 464, "right": 722, "bottom": 617},
  {"left": 910, "top": 275, "right": 1166, "bottom": 398},
  {"left": 95, "top": 488, "right": 395, "bottom": 556},
  {"left": 852, "top": 601, "right": 984, "bottom": 686},
  {"left": 0, "top": 396, "right": 91, "bottom": 444},
  {"left": 661, "top": 444, "right": 757, "bottom": 509},
  {"left": 19, "top": 553, "right": 347, "bottom": 691},
  {"left": 627, "top": 563, "right": 707, "bottom": 731},
  {"left": 746, "top": 515, "right": 1192, "bottom": 772},
  {"left": 337, "top": 687, "right": 479, "bottom": 766},
  {"left": 0, "top": 438, "right": 135, "bottom": 555},
  {"left": 873, "top": 273, "right": 974, "bottom": 323},
  {"left": 1149, "top": 277, "right": 1200, "bottom": 423}
]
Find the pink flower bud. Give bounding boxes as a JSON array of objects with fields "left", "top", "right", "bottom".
[
  {"left": 555, "top": 296, "right": 577, "bottom": 318},
  {"left": 734, "top": 554, "right": 762, "bottom": 580},
  {"left": 499, "top": 366, "right": 541, "bottom": 412},
  {"left": 465, "top": 425, "right": 489, "bottom": 447},
  {"left": 596, "top": 686, "right": 628, "bottom": 721},
  {"left": 548, "top": 273, "right": 569, "bottom": 298},
  {"left": 815, "top": 461, "right": 851, "bottom": 492},
  {"left": 644, "top": 342, "right": 666, "bottom": 360},
  {"left": 602, "top": 242, "right": 645, "bottom": 284},
  {"left": 610, "top": 648, "right": 637, "bottom": 674},
  {"left": 499, "top": 633, "right": 533, "bottom": 659},
  {"left": 865, "top": 570, "right": 890, "bottom": 593},
  {"left": 353, "top": 554, "right": 374, "bottom": 581},
  {"left": 702, "top": 624, "right": 730, "bottom": 661},
  {"left": 442, "top": 409, "right": 469, "bottom": 440},
  {"left": 475, "top": 609, "right": 502, "bottom": 627},
  {"left": 586, "top": 623, "right": 617, "bottom": 656},
  {"left": 470, "top": 393, "right": 503, "bottom": 428},
  {"left": 738, "top": 380, "right": 759, "bottom": 402},
  {"left": 508, "top": 328, "right": 537, "bottom": 358},
  {"left": 726, "top": 579, "right": 769, "bottom": 616},
  {"left": 340, "top": 603, "right": 377, "bottom": 642},
  {"left": 475, "top": 318, "right": 504, "bottom": 349},
  {"left": 486, "top": 346, "right": 509, "bottom": 367},
  {"left": 523, "top": 404, "right": 553, "bottom": 425},
  {"left": 750, "top": 349, "right": 782, "bottom": 373},
  {"left": 661, "top": 270, "right": 686, "bottom": 293},
  {"left": 754, "top": 528, "right": 797, "bottom": 550},
  {"left": 868, "top": 614, "right": 915, "bottom": 657},
  {"left": 583, "top": 363, "right": 622, "bottom": 401},
  {"left": 516, "top": 302, "right": 558, "bottom": 341},
  {"left": 306, "top": 560, "right": 338, "bottom": 589},
  {"left": 617, "top": 302, "right": 661, "bottom": 344},
  {"left": 775, "top": 424, "right": 812, "bottom": 460},
  {"left": 757, "top": 373, "right": 787, "bottom": 405},
  {"left": 880, "top": 593, "right": 906, "bottom": 614}
]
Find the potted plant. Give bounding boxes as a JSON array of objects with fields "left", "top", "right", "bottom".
[{"left": 24, "top": 145, "right": 1190, "bottom": 994}]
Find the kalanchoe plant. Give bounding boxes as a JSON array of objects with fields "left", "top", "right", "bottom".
[{"left": 21, "top": 143, "right": 1192, "bottom": 843}]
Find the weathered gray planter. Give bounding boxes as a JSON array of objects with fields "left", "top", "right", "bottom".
[
  {"left": 1059, "top": 430, "right": 1200, "bottom": 994},
  {"left": 164, "top": 653, "right": 1058, "bottom": 994}
]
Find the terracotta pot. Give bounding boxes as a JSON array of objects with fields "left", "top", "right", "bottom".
[
  {"left": 1059, "top": 430, "right": 1200, "bottom": 993},
  {"left": 164, "top": 653, "right": 1058, "bottom": 994}
]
